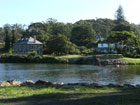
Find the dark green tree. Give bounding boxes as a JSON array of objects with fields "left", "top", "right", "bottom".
[
  {"left": 4, "top": 30, "right": 11, "bottom": 51},
  {"left": 107, "top": 31, "right": 138, "bottom": 54},
  {"left": 11, "top": 30, "right": 16, "bottom": 46},
  {"left": 45, "top": 34, "right": 79, "bottom": 55},
  {"left": 115, "top": 5, "right": 125, "bottom": 23},
  {"left": 112, "top": 22, "right": 131, "bottom": 31},
  {"left": 71, "top": 25, "right": 96, "bottom": 48}
]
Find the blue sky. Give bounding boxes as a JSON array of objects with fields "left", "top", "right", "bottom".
[{"left": 0, "top": 0, "right": 139, "bottom": 26}]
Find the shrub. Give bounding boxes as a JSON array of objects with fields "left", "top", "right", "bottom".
[{"left": 0, "top": 54, "right": 68, "bottom": 64}]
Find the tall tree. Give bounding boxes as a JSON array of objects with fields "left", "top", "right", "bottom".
[
  {"left": 4, "top": 30, "right": 11, "bottom": 51},
  {"left": 45, "top": 34, "right": 79, "bottom": 55},
  {"left": 71, "top": 25, "right": 96, "bottom": 48},
  {"left": 11, "top": 30, "right": 17, "bottom": 46},
  {"left": 115, "top": 5, "right": 125, "bottom": 23},
  {"left": 107, "top": 31, "right": 138, "bottom": 54}
]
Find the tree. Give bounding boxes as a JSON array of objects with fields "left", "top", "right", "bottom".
[
  {"left": 4, "top": 30, "right": 11, "bottom": 51},
  {"left": 0, "top": 28, "right": 5, "bottom": 42},
  {"left": 11, "top": 30, "right": 16, "bottom": 46},
  {"left": 71, "top": 25, "right": 96, "bottom": 48},
  {"left": 115, "top": 5, "right": 125, "bottom": 23},
  {"left": 112, "top": 22, "right": 131, "bottom": 31},
  {"left": 107, "top": 31, "right": 138, "bottom": 54},
  {"left": 45, "top": 34, "right": 79, "bottom": 55}
]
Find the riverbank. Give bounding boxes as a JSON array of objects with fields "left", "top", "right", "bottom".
[
  {"left": 96, "top": 54, "right": 140, "bottom": 65},
  {"left": 0, "top": 80, "right": 139, "bottom": 88},
  {"left": 1, "top": 54, "right": 140, "bottom": 65},
  {"left": 0, "top": 81, "right": 140, "bottom": 105}
]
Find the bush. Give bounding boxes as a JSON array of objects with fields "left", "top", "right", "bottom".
[
  {"left": 0, "top": 54, "right": 68, "bottom": 64},
  {"left": 78, "top": 46, "right": 93, "bottom": 54},
  {"left": 124, "top": 52, "right": 140, "bottom": 58}
]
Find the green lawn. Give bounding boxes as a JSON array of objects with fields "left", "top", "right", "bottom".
[
  {"left": 0, "top": 86, "right": 140, "bottom": 105},
  {"left": 57, "top": 55, "right": 87, "bottom": 58},
  {"left": 95, "top": 54, "right": 140, "bottom": 65},
  {"left": 121, "top": 57, "right": 140, "bottom": 65},
  {"left": 43, "top": 54, "right": 91, "bottom": 59},
  {"left": 95, "top": 54, "right": 123, "bottom": 59}
]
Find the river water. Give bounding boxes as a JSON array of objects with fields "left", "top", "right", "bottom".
[{"left": 0, "top": 63, "right": 140, "bottom": 85}]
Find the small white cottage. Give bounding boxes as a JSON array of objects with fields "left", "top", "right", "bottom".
[
  {"left": 97, "top": 42, "right": 117, "bottom": 53},
  {"left": 96, "top": 36, "right": 117, "bottom": 53}
]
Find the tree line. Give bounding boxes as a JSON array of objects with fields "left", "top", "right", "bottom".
[{"left": 1, "top": 5, "right": 140, "bottom": 56}]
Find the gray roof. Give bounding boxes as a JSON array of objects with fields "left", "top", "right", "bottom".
[{"left": 14, "top": 37, "right": 42, "bottom": 45}]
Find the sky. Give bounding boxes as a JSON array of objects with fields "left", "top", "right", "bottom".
[{"left": 0, "top": 0, "right": 139, "bottom": 26}]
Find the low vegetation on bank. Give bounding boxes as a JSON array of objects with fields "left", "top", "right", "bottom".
[
  {"left": 121, "top": 57, "right": 140, "bottom": 65},
  {"left": 2, "top": 53, "right": 140, "bottom": 65},
  {"left": 0, "top": 86, "right": 140, "bottom": 105},
  {"left": 0, "top": 52, "right": 68, "bottom": 64}
]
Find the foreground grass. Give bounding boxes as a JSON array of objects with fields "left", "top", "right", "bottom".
[{"left": 0, "top": 86, "right": 140, "bottom": 105}]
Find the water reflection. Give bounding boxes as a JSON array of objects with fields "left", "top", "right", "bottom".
[{"left": 0, "top": 63, "right": 140, "bottom": 85}]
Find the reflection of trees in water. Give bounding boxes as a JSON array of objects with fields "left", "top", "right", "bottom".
[
  {"left": 126, "top": 65, "right": 140, "bottom": 75},
  {"left": 2, "top": 64, "right": 140, "bottom": 84},
  {"left": 77, "top": 65, "right": 140, "bottom": 85},
  {"left": 103, "top": 65, "right": 139, "bottom": 85},
  {"left": 77, "top": 70, "right": 99, "bottom": 83},
  {"left": 28, "top": 64, "right": 81, "bottom": 83}
]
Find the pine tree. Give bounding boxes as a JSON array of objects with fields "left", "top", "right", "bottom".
[{"left": 115, "top": 5, "right": 125, "bottom": 23}]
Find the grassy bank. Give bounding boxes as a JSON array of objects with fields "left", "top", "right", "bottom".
[
  {"left": 2, "top": 53, "right": 140, "bottom": 65},
  {"left": 0, "top": 86, "right": 140, "bottom": 105},
  {"left": 95, "top": 54, "right": 123, "bottom": 59},
  {"left": 95, "top": 54, "right": 140, "bottom": 65},
  {"left": 0, "top": 54, "right": 68, "bottom": 63},
  {"left": 56, "top": 54, "right": 88, "bottom": 58},
  {"left": 121, "top": 57, "right": 140, "bottom": 65}
]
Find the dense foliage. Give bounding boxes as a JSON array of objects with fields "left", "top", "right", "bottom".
[
  {"left": 0, "top": 53, "right": 68, "bottom": 63},
  {"left": 0, "top": 6, "right": 140, "bottom": 56},
  {"left": 71, "top": 25, "right": 96, "bottom": 48},
  {"left": 45, "top": 34, "right": 80, "bottom": 55}
]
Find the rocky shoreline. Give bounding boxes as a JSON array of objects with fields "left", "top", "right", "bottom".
[
  {"left": 0, "top": 80, "right": 139, "bottom": 88},
  {"left": 96, "top": 59, "right": 126, "bottom": 65}
]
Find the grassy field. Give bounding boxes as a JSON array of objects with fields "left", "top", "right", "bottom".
[{"left": 0, "top": 86, "right": 140, "bottom": 105}]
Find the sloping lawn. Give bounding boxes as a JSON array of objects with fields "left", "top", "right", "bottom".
[
  {"left": 0, "top": 86, "right": 140, "bottom": 105},
  {"left": 121, "top": 57, "right": 140, "bottom": 65}
]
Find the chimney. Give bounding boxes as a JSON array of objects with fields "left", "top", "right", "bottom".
[{"left": 34, "top": 35, "right": 36, "bottom": 43}]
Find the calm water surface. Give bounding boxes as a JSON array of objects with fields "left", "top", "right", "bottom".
[{"left": 0, "top": 63, "right": 140, "bottom": 85}]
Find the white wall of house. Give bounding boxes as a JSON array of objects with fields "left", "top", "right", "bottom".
[
  {"left": 97, "top": 43, "right": 117, "bottom": 53},
  {"left": 98, "top": 43, "right": 116, "bottom": 48},
  {"left": 98, "top": 43, "right": 108, "bottom": 48}
]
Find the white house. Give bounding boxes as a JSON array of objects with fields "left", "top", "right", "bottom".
[{"left": 96, "top": 36, "right": 117, "bottom": 53}]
